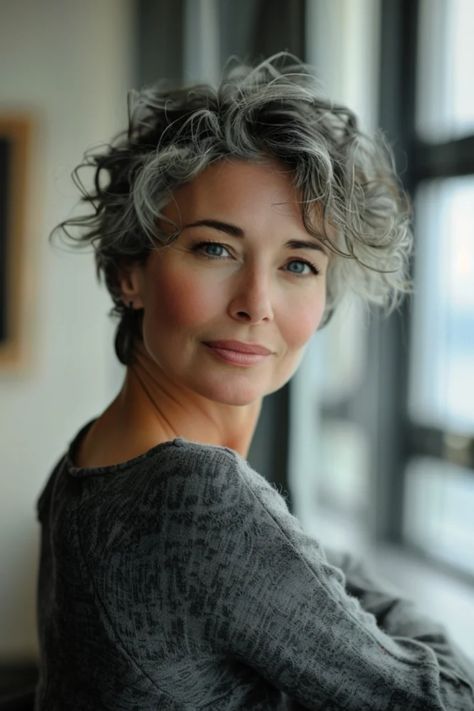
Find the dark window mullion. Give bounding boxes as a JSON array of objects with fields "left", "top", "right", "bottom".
[
  {"left": 408, "top": 424, "right": 474, "bottom": 471},
  {"left": 370, "top": 0, "right": 420, "bottom": 543},
  {"left": 414, "top": 135, "right": 474, "bottom": 180}
]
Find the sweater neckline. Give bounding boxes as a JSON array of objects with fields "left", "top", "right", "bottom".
[{"left": 66, "top": 418, "right": 186, "bottom": 477}]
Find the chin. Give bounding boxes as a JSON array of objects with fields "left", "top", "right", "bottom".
[
  {"left": 201, "top": 371, "right": 295, "bottom": 406},
  {"left": 195, "top": 379, "right": 269, "bottom": 407},
  {"left": 210, "top": 389, "right": 263, "bottom": 407}
]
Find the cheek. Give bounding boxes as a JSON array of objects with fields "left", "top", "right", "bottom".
[
  {"left": 281, "top": 292, "right": 326, "bottom": 349},
  {"left": 143, "top": 265, "right": 221, "bottom": 330}
]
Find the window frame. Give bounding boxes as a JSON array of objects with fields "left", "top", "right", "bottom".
[{"left": 376, "top": 0, "right": 474, "bottom": 578}]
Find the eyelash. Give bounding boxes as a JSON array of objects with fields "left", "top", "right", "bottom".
[
  {"left": 192, "top": 241, "right": 234, "bottom": 261},
  {"left": 190, "top": 240, "right": 321, "bottom": 276}
]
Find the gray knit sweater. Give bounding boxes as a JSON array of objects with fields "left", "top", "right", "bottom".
[{"left": 36, "top": 419, "right": 474, "bottom": 710}]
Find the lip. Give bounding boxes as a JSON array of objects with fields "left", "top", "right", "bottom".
[
  {"left": 203, "top": 340, "right": 273, "bottom": 368},
  {"left": 203, "top": 340, "right": 273, "bottom": 355}
]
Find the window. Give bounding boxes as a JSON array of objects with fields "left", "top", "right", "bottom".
[
  {"left": 385, "top": 0, "right": 474, "bottom": 578},
  {"left": 409, "top": 177, "right": 474, "bottom": 435},
  {"left": 305, "top": 0, "right": 474, "bottom": 582},
  {"left": 416, "top": 0, "right": 474, "bottom": 141}
]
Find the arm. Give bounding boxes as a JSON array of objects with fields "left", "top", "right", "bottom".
[
  {"left": 198, "top": 453, "right": 474, "bottom": 710},
  {"left": 324, "top": 546, "right": 474, "bottom": 690}
]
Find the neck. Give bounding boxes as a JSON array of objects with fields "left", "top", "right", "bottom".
[{"left": 113, "top": 344, "right": 262, "bottom": 458}]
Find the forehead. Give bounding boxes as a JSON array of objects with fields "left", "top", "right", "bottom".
[{"left": 163, "top": 158, "right": 309, "bottom": 226}]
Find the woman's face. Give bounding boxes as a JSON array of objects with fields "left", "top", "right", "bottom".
[{"left": 122, "top": 158, "right": 329, "bottom": 406}]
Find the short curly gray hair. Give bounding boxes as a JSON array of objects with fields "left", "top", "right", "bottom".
[{"left": 53, "top": 52, "right": 412, "bottom": 365}]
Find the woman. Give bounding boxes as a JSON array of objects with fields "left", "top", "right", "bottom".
[{"left": 36, "top": 54, "right": 474, "bottom": 709}]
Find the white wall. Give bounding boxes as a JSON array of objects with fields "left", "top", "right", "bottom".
[{"left": 0, "top": 0, "right": 133, "bottom": 659}]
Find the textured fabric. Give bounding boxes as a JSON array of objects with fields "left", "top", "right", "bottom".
[{"left": 36, "top": 418, "right": 474, "bottom": 710}]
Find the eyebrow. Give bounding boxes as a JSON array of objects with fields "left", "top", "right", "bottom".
[{"left": 182, "top": 219, "right": 329, "bottom": 255}]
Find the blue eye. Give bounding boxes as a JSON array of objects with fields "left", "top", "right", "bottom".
[
  {"left": 286, "top": 260, "right": 319, "bottom": 276},
  {"left": 205, "top": 243, "right": 226, "bottom": 257},
  {"left": 192, "top": 241, "right": 231, "bottom": 258}
]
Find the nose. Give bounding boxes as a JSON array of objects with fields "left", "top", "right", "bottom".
[{"left": 228, "top": 265, "right": 274, "bottom": 324}]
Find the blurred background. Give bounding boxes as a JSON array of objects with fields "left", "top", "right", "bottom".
[{"left": 0, "top": 0, "right": 473, "bottom": 696}]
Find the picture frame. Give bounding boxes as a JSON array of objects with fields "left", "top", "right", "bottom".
[{"left": 0, "top": 116, "right": 30, "bottom": 368}]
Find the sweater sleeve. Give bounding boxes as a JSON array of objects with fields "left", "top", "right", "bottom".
[
  {"left": 198, "top": 451, "right": 474, "bottom": 711},
  {"left": 324, "top": 547, "right": 474, "bottom": 691}
]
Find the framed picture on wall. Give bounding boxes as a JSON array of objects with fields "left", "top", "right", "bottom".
[{"left": 0, "top": 116, "right": 30, "bottom": 368}]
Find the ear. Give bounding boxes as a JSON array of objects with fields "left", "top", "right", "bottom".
[{"left": 117, "top": 262, "right": 145, "bottom": 309}]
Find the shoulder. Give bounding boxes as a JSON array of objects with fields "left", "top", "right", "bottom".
[
  {"left": 172, "top": 439, "right": 291, "bottom": 511},
  {"left": 65, "top": 435, "right": 294, "bottom": 565},
  {"left": 164, "top": 440, "right": 297, "bottom": 549},
  {"left": 71, "top": 440, "right": 254, "bottom": 545}
]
